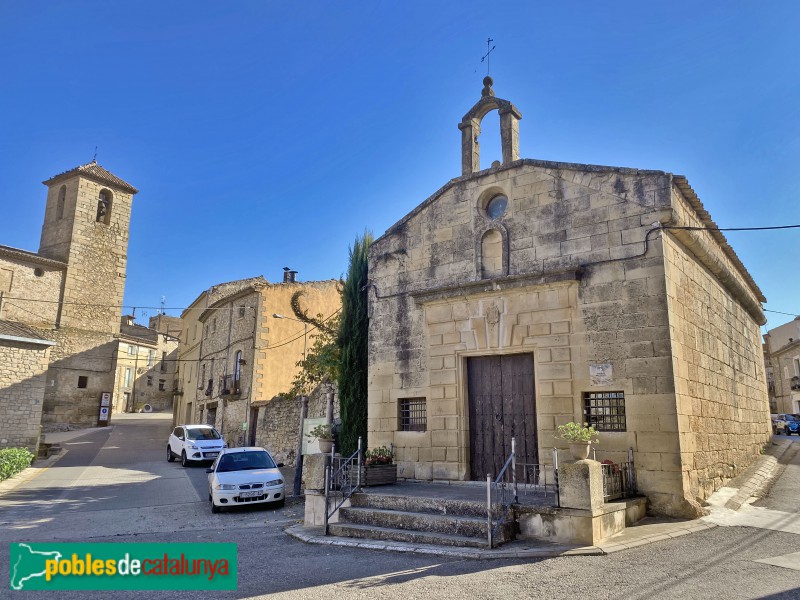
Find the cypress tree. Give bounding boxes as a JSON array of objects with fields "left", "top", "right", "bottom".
[{"left": 337, "top": 231, "right": 373, "bottom": 456}]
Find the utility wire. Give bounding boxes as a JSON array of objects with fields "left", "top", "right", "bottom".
[{"left": 0, "top": 223, "right": 796, "bottom": 310}]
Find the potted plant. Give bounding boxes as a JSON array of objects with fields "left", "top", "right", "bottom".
[
  {"left": 360, "top": 446, "right": 397, "bottom": 486},
  {"left": 307, "top": 423, "right": 334, "bottom": 454},
  {"left": 555, "top": 422, "right": 599, "bottom": 460}
]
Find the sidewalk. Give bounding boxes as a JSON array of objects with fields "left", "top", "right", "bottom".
[{"left": 287, "top": 439, "right": 795, "bottom": 559}]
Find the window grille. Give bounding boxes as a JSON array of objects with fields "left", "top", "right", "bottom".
[
  {"left": 399, "top": 398, "right": 427, "bottom": 432},
  {"left": 583, "top": 391, "right": 626, "bottom": 432}
]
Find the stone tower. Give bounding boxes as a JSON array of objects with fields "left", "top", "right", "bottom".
[
  {"left": 39, "top": 161, "right": 138, "bottom": 335},
  {"left": 37, "top": 161, "right": 138, "bottom": 426}
]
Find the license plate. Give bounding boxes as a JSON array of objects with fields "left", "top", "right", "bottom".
[
  {"left": 205, "top": 452, "right": 219, "bottom": 458},
  {"left": 239, "top": 490, "right": 261, "bottom": 498}
]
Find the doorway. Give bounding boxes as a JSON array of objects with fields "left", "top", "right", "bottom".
[{"left": 466, "top": 353, "right": 538, "bottom": 480}]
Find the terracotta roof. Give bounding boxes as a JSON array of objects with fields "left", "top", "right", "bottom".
[
  {"left": 120, "top": 322, "right": 158, "bottom": 345},
  {"left": 43, "top": 161, "right": 138, "bottom": 194},
  {"left": 0, "top": 244, "right": 67, "bottom": 268},
  {"left": 0, "top": 320, "right": 55, "bottom": 345}
]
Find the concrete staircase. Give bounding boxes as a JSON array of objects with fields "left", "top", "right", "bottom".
[{"left": 328, "top": 491, "right": 515, "bottom": 548}]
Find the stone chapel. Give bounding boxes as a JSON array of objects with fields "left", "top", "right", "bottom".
[{"left": 366, "top": 78, "right": 772, "bottom": 518}]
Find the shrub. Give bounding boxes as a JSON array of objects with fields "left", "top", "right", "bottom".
[
  {"left": 307, "top": 423, "right": 333, "bottom": 440},
  {"left": 0, "top": 447, "right": 34, "bottom": 481},
  {"left": 555, "top": 422, "right": 599, "bottom": 444}
]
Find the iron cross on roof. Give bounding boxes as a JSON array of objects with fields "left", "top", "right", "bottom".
[{"left": 481, "top": 38, "right": 496, "bottom": 75}]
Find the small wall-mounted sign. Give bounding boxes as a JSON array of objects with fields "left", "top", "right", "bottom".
[{"left": 590, "top": 363, "right": 613, "bottom": 386}]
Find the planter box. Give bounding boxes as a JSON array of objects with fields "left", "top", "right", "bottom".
[{"left": 349, "top": 463, "right": 397, "bottom": 486}]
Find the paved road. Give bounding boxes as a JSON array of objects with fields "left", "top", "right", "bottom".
[{"left": 1, "top": 418, "right": 799, "bottom": 599}]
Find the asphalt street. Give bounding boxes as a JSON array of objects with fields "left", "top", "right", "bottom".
[{"left": 1, "top": 415, "right": 798, "bottom": 599}]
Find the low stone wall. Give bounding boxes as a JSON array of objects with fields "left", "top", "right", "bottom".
[
  {"left": 255, "top": 382, "right": 339, "bottom": 467},
  {"left": 0, "top": 340, "right": 51, "bottom": 452}
]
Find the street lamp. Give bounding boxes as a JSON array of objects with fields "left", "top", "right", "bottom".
[{"left": 272, "top": 314, "right": 308, "bottom": 361}]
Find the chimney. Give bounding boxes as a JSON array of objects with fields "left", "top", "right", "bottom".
[{"left": 282, "top": 267, "right": 298, "bottom": 283}]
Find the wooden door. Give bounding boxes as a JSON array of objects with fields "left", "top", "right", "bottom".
[
  {"left": 467, "top": 353, "right": 537, "bottom": 480},
  {"left": 248, "top": 407, "right": 259, "bottom": 446}
]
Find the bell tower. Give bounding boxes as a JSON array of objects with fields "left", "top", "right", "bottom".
[{"left": 39, "top": 161, "right": 138, "bottom": 335}]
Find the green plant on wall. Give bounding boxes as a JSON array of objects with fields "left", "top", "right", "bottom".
[{"left": 283, "top": 290, "right": 342, "bottom": 399}]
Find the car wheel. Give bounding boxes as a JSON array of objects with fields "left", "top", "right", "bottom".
[
  {"left": 167, "top": 445, "right": 175, "bottom": 462},
  {"left": 211, "top": 497, "right": 220, "bottom": 514},
  {"left": 181, "top": 451, "right": 190, "bottom": 467},
  {"left": 272, "top": 498, "right": 286, "bottom": 509}
]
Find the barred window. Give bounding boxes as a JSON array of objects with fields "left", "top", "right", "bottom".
[
  {"left": 399, "top": 398, "right": 427, "bottom": 432},
  {"left": 583, "top": 391, "right": 626, "bottom": 432}
]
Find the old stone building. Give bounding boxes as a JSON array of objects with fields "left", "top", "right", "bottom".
[
  {"left": 367, "top": 78, "right": 771, "bottom": 518},
  {"left": 0, "top": 161, "right": 137, "bottom": 450},
  {"left": 174, "top": 273, "right": 340, "bottom": 452},
  {"left": 764, "top": 318, "right": 800, "bottom": 414},
  {"left": 112, "top": 315, "right": 180, "bottom": 414}
]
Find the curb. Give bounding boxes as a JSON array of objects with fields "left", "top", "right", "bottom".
[
  {"left": 0, "top": 450, "right": 69, "bottom": 498},
  {"left": 724, "top": 439, "right": 793, "bottom": 511}
]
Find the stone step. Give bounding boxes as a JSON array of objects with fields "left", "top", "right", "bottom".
[
  {"left": 349, "top": 492, "right": 488, "bottom": 518},
  {"left": 328, "top": 522, "right": 490, "bottom": 548},
  {"left": 339, "top": 506, "right": 489, "bottom": 539}
]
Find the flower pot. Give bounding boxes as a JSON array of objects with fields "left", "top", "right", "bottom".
[
  {"left": 349, "top": 463, "right": 397, "bottom": 486},
  {"left": 569, "top": 442, "right": 591, "bottom": 460},
  {"left": 317, "top": 438, "right": 333, "bottom": 454}
]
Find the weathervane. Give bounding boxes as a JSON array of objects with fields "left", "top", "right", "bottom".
[
  {"left": 481, "top": 38, "right": 496, "bottom": 75},
  {"left": 92, "top": 146, "right": 98, "bottom": 163}
]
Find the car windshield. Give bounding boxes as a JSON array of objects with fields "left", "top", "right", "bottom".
[
  {"left": 784, "top": 415, "right": 799, "bottom": 422},
  {"left": 216, "top": 451, "right": 275, "bottom": 472},
  {"left": 186, "top": 427, "right": 221, "bottom": 441}
]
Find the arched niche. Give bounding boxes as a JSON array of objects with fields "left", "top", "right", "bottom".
[{"left": 475, "top": 222, "right": 509, "bottom": 280}]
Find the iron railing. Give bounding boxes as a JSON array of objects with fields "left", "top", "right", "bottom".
[
  {"left": 598, "top": 447, "right": 637, "bottom": 501},
  {"left": 486, "top": 438, "right": 560, "bottom": 548},
  {"left": 323, "top": 436, "right": 362, "bottom": 535}
]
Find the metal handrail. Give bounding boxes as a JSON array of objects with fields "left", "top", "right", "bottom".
[
  {"left": 323, "top": 436, "right": 362, "bottom": 535},
  {"left": 486, "top": 438, "right": 560, "bottom": 548}
]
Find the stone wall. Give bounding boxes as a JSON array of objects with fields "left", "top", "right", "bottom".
[
  {"left": 254, "top": 382, "right": 338, "bottom": 466},
  {"left": 663, "top": 185, "right": 771, "bottom": 513},
  {"left": 40, "top": 329, "right": 118, "bottom": 426},
  {"left": 0, "top": 253, "right": 63, "bottom": 327},
  {"left": 39, "top": 176, "right": 134, "bottom": 336},
  {"left": 0, "top": 340, "right": 51, "bottom": 451}
]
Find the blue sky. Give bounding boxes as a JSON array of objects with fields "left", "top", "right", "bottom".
[{"left": 1, "top": 1, "right": 798, "bottom": 332}]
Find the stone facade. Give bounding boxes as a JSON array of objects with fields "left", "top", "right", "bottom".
[
  {"left": 111, "top": 316, "right": 180, "bottom": 414},
  {"left": 175, "top": 275, "right": 340, "bottom": 450},
  {"left": 0, "top": 323, "right": 54, "bottom": 452},
  {"left": 764, "top": 318, "right": 800, "bottom": 414},
  {"left": 0, "top": 161, "right": 138, "bottom": 444},
  {"left": 367, "top": 80, "right": 771, "bottom": 518}
]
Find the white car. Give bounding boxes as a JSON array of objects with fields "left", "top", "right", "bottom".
[
  {"left": 206, "top": 447, "right": 285, "bottom": 513},
  {"left": 167, "top": 424, "right": 226, "bottom": 467}
]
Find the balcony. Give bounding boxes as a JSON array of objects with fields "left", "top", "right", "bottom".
[{"left": 220, "top": 374, "right": 241, "bottom": 397}]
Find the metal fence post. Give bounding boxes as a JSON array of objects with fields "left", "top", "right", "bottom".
[
  {"left": 552, "top": 447, "right": 560, "bottom": 507},
  {"left": 323, "top": 465, "right": 330, "bottom": 536},
  {"left": 357, "top": 436, "right": 363, "bottom": 490},
  {"left": 628, "top": 446, "right": 635, "bottom": 496},
  {"left": 511, "top": 437, "right": 518, "bottom": 503},
  {"left": 486, "top": 474, "right": 493, "bottom": 549}
]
